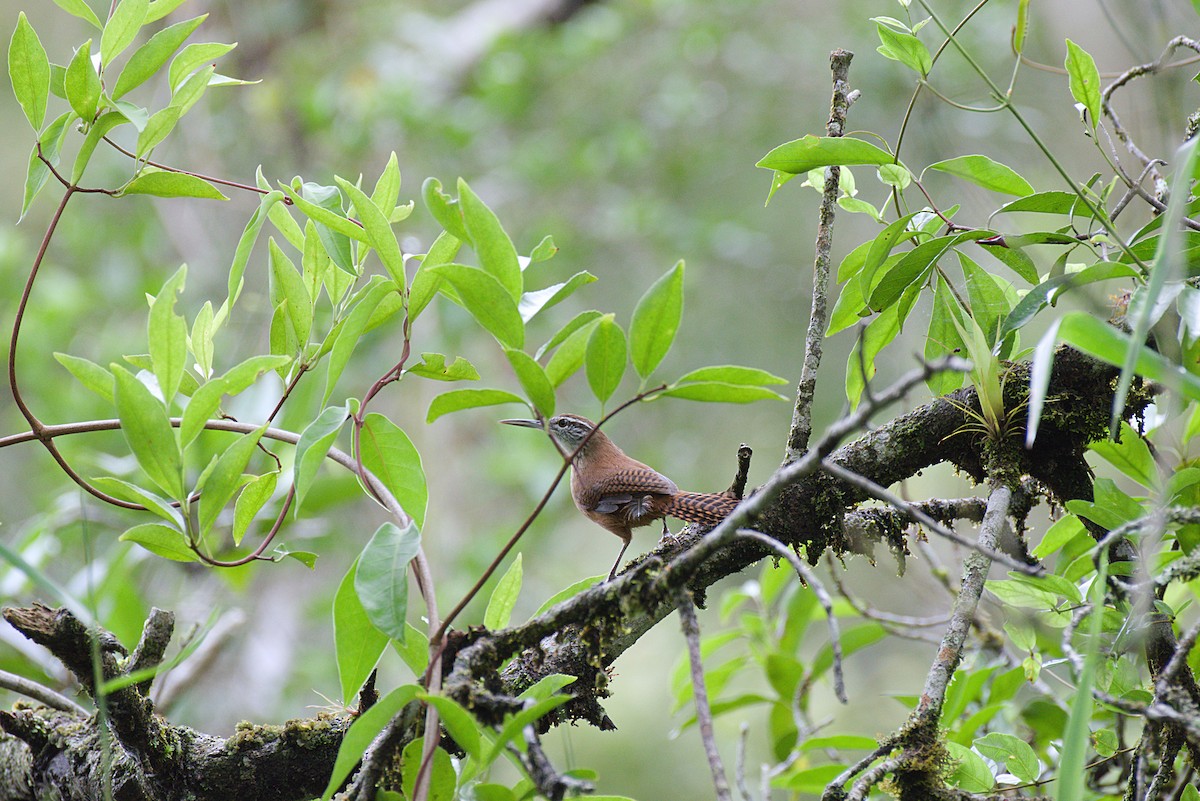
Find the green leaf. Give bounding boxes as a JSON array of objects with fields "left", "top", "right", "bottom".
[
  {"left": 268, "top": 238, "right": 313, "bottom": 351},
  {"left": 1065, "top": 39, "right": 1101, "bottom": 129},
  {"left": 537, "top": 310, "right": 603, "bottom": 360},
  {"left": 321, "top": 684, "right": 419, "bottom": 800},
  {"left": 9, "top": 13, "right": 50, "bottom": 131},
  {"left": 873, "top": 19, "right": 932, "bottom": 75},
  {"left": 629, "top": 261, "right": 685, "bottom": 380},
  {"left": 101, "top": 0, "right": 149, "bottom": 66},
  {"left": 483, "top": 695, "right": 574, "bottom": 766},
  {"left": 995, "top": 190, "right": 1078, "bottom": 216},
  {"left": 532, "top": 575, "right": 604, "bottom": 617},
  {"left": 358, "top": 414, "right": 428, "bottom": 528},
  {"left": 119, "top": 522, "right": 195, "bottom": 562},
  {"left": 427, "top": 388, "right": 528, "bottom": 423},
  {"left": 924, "top": 274, "right": 965, "bottom": 395},
  {"left": 355, "top": 521, "right": 421, "bottom": 641},
  {"left": 71, "top": 111, "right": 128, "bottom": 184},
  {"left": 1032, "top": 515, "right": 1086, "bottom": 560},
  {"left": 148, "top": 264, "right": 188, "bottom": 402},
  {"left": 292, "top": 405, "right": 348, "bottom": 514},
  {"left": 430, "top": 264, "right": 525, "bottom": 348},
  {"left": 982, "top": 243, "right": 1040, "bottom": 284},
  {"left": 322, "top": 277, "right": 398, "bottom": 404},
  {"left": 662, "top": 382, "right": 786, "bottom": 403},
  {"left": 928, "top": 155, "right": 1034, "bottom": 196},
  {"left": 858, "top": 212, "right": 922, "bottom": 293},
  {"left": 959, "top": 253, "right": 1012, "bottom": 348},
  {"left": 758, "top": 135, "right": 896, "bottom": 175},
  {"left": 545, "top": 317, "right": 601, "bottom": 387},
  {"left": 122, "top": 168, "right": 228, "bottom": 200},
  {"left": 1000, "top": 262, "right": 1137, "bottom": 339},
  {"left": 55, "top": 353, "right": 115, "bottom": 403},
  {"left": 400, "top": 739, "right": 456, "bottom": 801},
  {"left": 505, "top": 350, "right": 555, "bottom": 420},
  {"left": 180, "top": 354, "right": 289, "bottom": 448},
  {"left": 333, "top": 559, "right": 390, "bottom": 704},
  {"left": 1088, "top": 421, "right": 1157, "bottom": 489},
  {"left": 136, "top": 106, "right": 183, "bottom": 158},
  {"left": 422, "top": 177, "right": 469, "bottom": 241},
  {"left": 335, "top": 176, "right": 405, "bottom": 286},
  {"left": 168, "top": 41, "right": 235, "bottom": 91},
  {"left": 456, "top": 179, "right": 522, "bottom": 301},
  {"left": 585, "top": 316, "right": 626, "bottom": 405},
  {"left": 166, "top": 62, "right": 213, "bottom": 116},
  {"left": 826, "top": 270, "right": 871, "bottom": 336},
  {"left": 417, "top": 693, "right": 483, "bottom": 762},
  {"left": 196, "top": 426, "right": 265, "bottom": 537},
  {"left": 370, "top": 151, "right": 402, "bottom": 220},
  {"left": 52, "top": 0, "right": 103, "bottom": 28},
  {"left": 112, "top": 364, "right": 183, "bottom": 498},
  {"left": 232, "top": 471, "right": 277, "bottom": 546},
  {"left": 92, "top": 476, "right": 182, "bottom": 527},
  {"left": 484, "top": 553, "right": 523, "bottom": 630},
  {"left": 22, "top": 112, "right": 73, "bottom": 220},
  {"left": 519, "top": 271, "right": 597, "bottom": 323},
  {"left": 676, "top": 365, "right": 787, "bottom": 386},
  {"left": 944, "top": 742, "right": 994, "bottom": 793},
  {"left": 65, "top": 39, "right": 101, "bottom": 122},
  {"left": 219, "top": 190, "right": 286, "bottom": 325},
  {"left": 410, "top": 231, "right": 461, "bottom": 320},
  {"left": 112, "top": 14, "right": 206, "bottom": 98},
  {"left": 405, "top": 353, "right": 479, "bottom": 382},
  {"left": 392, "top": 622, "right": 429, "bottom": 677}
]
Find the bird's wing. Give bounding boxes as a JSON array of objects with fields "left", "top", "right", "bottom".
[{"left": 580, "top": 468, "right": 678, "bottom": 509}]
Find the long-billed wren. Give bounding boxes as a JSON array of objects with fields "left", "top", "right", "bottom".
[{"left": 502, "top": 413, "right": 738, "bottom": 580}]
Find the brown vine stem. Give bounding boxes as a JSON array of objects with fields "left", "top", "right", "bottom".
[
  {"left": 101, "top": 136, "right": 292, "bottom": 203},
  {"left": 783, "top": 48, "right": 854, "bottom": 464}
]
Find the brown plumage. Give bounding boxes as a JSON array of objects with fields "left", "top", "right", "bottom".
[{"left": 502, "top": 413, "right": 739, "bottom": 580}]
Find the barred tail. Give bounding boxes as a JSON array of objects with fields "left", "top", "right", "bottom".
[{"left": 665, "top": 491, "right": 738, "bottom": 526}]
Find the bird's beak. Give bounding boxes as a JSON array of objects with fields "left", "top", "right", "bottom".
[{"left": 500, "top": 418, "right": 544, "bottom": 430}]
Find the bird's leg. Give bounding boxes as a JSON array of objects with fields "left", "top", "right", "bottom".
[{"left": 607, "top": 537, "right": 632, "bottom": 581}]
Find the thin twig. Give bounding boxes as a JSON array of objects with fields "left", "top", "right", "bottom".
[
  {"left": 0, "top": 669, "right": 89, "bottom": 716},
  {"left": 784, "top": 49, "right": 854, "bottom": 464},
  {"left": 737, "top": 529, "right": 847, "bottom": 703},
  {"left": 677, "top": 587, "right": 732, "bottom": 801},
  {"left": 820, "top": 459, "right": 1040, "bottom": 575}
]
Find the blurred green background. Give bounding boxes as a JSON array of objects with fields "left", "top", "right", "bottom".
[{"left": 1, "top": 1, "right": 1196, "bottom": 797}]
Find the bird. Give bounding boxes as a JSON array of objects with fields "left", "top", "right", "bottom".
[{"left": 502, "top": 413, "right": 739, "bottom": 580}]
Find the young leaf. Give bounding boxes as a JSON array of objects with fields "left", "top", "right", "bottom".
[
  {"left": 1088, "top": 421, "right": 1157, "bottom": 489},
  {"left": 758, "top": 135, "right": 896, "bottom": 175},
  {"left": 92, "top": 476, "right": 183, "bottom": 528},
  {"left": 873, "top": 19, "right": 932, "bottom": 75},
  {"left": 358, "top": 414, "right": 428, "bottom": 528},
  {"left": 119, "top": 522, "right": 196, "bottom": 562},
  {"left": 586, "top": 316, "right": 627, "bottom": 405},
  {"left": 9, "top": 13, "right": 50, "bottom": 131},
  {"left": 405, "top": 353, "right": 480, "bottom": 382},
  {"left": 484, "top": 553, "right": 523, "bottom": 630},
  {"left": 168, "top": 41, "right": 235, "bottom": 91},
  {"left": 505, "top": 350, "right": 555, "bottom": 419},
  {"left": 519, "top": 271, "right": 597, "bottom": 323},
  {"left": 354, "top": 521, "right": 421, "bottom": 641},
  {"left": 630, "top": 261, "right": 685, "bottom": 380},
  {"left": 268, "top": 238, "right": 313, "bottom": 350},
  {"left": 219, "top": 190, "right": 287, "bottom": 325},
  {"left": 232, "top": 471, "right": 277, "bottom": 546},
  {"left": 370, "top": 151, "right": 402, "bottom": 220},
  {"left": 675, "top": 365, "right": 787, "bottom": 386},
  {"left": 545, "top": 318, "right": 600, "bottom": 387},
  {"left": 429, "top": 264, "right": 525, "bottom": 349},
  {"left": 458, "top": 178, "right": 522, "bottom": 301},
  {"left": 537, "top": 311, "right": 603, "bottom": 360},
  {"left": 122, "top": 168, "right": 228, "bottom": 200},
  {"left": 927, "top": 155, "right": 1034, "bottom": 196},
  {"left": 323, "top": 278, "right": 399, "bottom": 404},
  {"left": 112, "top": 364, "right": 184, "bottom": 498},
  {"left": 426, "top": 388, "right": 528, "bottom": 423},
  {"left": 421, "top": 177, "right": 469, "bottom": 241},
  {"left": 100, "top": 0, "right": 149, "bottom": 66},
  {"left": 54, "top": 353, "right": 115, "bottom": 403},
  {"left": 532, "top": 575, "right": 604, "bottom": 617},
  {"left": 148, "top": 265, "right": 188, "bottom": 402},
  {"left": 1065, "top": 39, "right": 1101, "bottom": 129},
  {"left": 22, "top": 112, "right": 73, "bottom": 220},
  {"left": 137, "top": 106, "right": 183, "bottom": 158},
  {"left": 293, "top": 405, "right": 348, "bottom": 514},
  {"left": 410, "top": 231, "right": 461, "bottom": 320},
  {"left": 65, "top": 39, "right": 101, "bottom": 122},
  {"left": 662, "top": 382, "right": 786, "bottom": 403},
  {"left": 197, "top": 425, "right": 266, "bottom": 537},
  {"left": 180, "top": 354, "right": 290, "bottom": 448},
  {"left": 112, "top": 14, "right": 206, "bottom": 99},
  {"left": 332, "top": 559, "right": 391, "bottom": 706},
  {"left": 335, "top": 176, "right": 405, "bottom": 286},
  {"left": 52, "top": 0, "right": 103, "bottom": 29}
]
